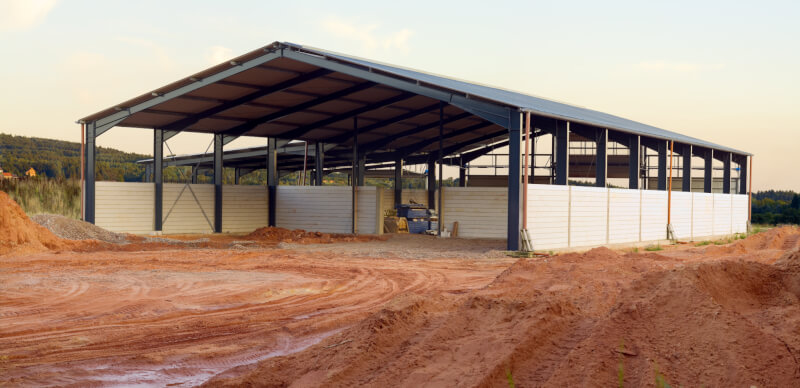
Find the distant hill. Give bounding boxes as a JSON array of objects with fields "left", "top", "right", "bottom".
[{"left": 0, "top": 133, "right": 148, "bottom": 181}]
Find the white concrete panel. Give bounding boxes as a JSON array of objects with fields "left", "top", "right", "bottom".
[
  {"left": 692, "top": 193, "right": 714, "bottom": 238},
  {"left": 670, "top": 191, "right": 693, "bottom": 240},
  {"left": 276, "top": 186, "right": 352, "bottom": 234},
  {"left": 357, "top": 186, "right": 379, "bottom": 235},
  {"left": 713, "top": 193, "right": 733, "bottom": 236},
  {"left": 221, "top": 185, "right": 268, "bottom": 233},
  {"left": 569, "top": 186, "right": 608, "bottom": 247},
  {"left": 162, "top": 183, "right": 214, "bottom": 234},
  {"left": 608, "top": 188, "right": 641, "bottom": 244},
  {"left": 442, "top": 187, "right": 507, "bottom": 238},
  {"left": 96, "top": 182, "right": 154, "bottom": 234},
  {"left": 732, "top": 194, "right": 749, "bottom": 234},
  {"left": 641, "top": 190, "right": 668, "bottom": 241},
  {"left": 528, "top": 184, "right": 570, "bottom": 250}
]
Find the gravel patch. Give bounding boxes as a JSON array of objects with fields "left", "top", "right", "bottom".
[{"left": 31, "top": 214, "right": 129, "bottom": 244}]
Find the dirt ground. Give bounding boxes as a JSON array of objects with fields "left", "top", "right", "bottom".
[{"left": 2, "top": 191, "right": 800, "bottom": 387}]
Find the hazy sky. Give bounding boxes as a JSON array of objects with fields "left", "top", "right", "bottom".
[{"left": 0, "top": 0, "right": 797, "bottom": 191}]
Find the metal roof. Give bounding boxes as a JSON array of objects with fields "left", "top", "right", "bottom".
[{"left": 78, "top": 41, "right": 749, "bottom": 157}]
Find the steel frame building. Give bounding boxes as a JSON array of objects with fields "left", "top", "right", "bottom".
[{"left": 78, "top": 41, "right": 752, "bottom": 250}]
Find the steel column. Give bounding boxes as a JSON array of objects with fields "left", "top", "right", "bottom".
[
  {"left": 739, "top": 155, "right": 748, "bottom": 195},
  {"left": 507, "top": 110, "right": 523, "bottom": 251},
  {"left": 315, "top": 142, "right": 324, "bottom": 186},
  {"left": 596, "top": 128, "right": 608, "bottom": 187},
  {"left": 657, "top": 140, "right": 668, "bottom": 190},
  {"left": 145, "top": 164, "right": 152, "bottom": 183},
  {"left": 554, "top": 121, "right": 569, "bottom": 185},
  {"left": 704, "top": 149, "right": 713, "bottom": 193},
  {"left": 234, "top": 167, "right": 241, "bottom": 185},
  {"left": 394, "top": 158, "right": 402, "bottom": 208},
  {"left": 352, "top": 117, "right": 358, "bottom": 234},
  {"left": 628, "top": 134, "right": 640, "bottom": 189},
  {"left": 267, "top": 138, "right": 277, "bottom": 227},
  {"left": 682, "top": 144, "right": 692, "bottom": 192},
  {"left": 84, "top": 122, "right": 96, "bottom": 224},
  {"left": 191, "top": 166, "right": 198, "bottom": 184},
  {"left": 438, "top": 104, "right": 444, "bottom": 235},
  {"left": 722, "top": 152, "right": 731, "bottom": 194},
  {"left": 459, "top": 162, "right": 466, "bottom": 187},
  {"left": 357, "top": 153, "right": 366, "bottom": 186},
  {"left": 427, "top": 157, "right": 436, "bottom": 209},
  {"left": 213, "top": 134, "right": 223, "bottom": 233},
  {"left": 154, "top": 129, "right": 164, "bottom": 232}
]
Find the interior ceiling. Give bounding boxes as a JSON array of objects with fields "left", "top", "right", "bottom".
[{"left": 105, "top": 56, "right": 502, "bottom": 159}]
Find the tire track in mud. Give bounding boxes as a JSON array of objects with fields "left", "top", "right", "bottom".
[{"left": 0, "top": 249, "right": 511, "bottom": 387}]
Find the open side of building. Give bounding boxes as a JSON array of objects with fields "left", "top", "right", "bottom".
[{"left": 78, "top": 41, "right": 752, "bottom": 251}]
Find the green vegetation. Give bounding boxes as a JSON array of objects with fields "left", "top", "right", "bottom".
[
  {"left": 0, "top": 178, "right": 80, "bottom": 218},
  {"left": 644, "top": 244, "right": 663, "bottom": 252},
  {"left": 505, "top": 366, "right": 515, "bottom": 388},
  {"left": 752, "top": 190, "right": 800, "bottom": 225}
]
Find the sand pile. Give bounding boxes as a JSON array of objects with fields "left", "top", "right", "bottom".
[
  {"left": 0, "top": 191, "right": 65, "bottom": 255},
  {"left": 246, "top": 226, "right": 384, "bottom": 244},
  {"left": 31, "top": 214, "right": 128, "bottom": 244},
  {"left": 205, "top": 233, "right": 800, "bottom": 387},
  {"left": 706, "top": 225, "right": 800, "bottom": 255}
]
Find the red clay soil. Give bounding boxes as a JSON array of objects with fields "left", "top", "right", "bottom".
[
  {"left": 0, "top": 191, "right": 67, "bottom": 255},
  {"left": 245, "top": 226, "right": 387, "bottom": 244},
  {"left": 205, "top": 227, "right": 800, "bottom": 387}
]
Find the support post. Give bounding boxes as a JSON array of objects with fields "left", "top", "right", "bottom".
[
  {"left": 438, "top": 103, "right": 444, "bottom": 235},
  {"left": 234, "top": 167, "right": 241, "bottom": 185},
  {"left": 191, "top": 166, "right": 198, "bottom": 184},
  {"left": 596, "top": 128, "right": 608, "bottom": 187},
  {"left": 628, "top": 134, "right": 640, "bottom": 189},
  {"left": 154, "top": 129, "right": 164, "bottom": 232},
  {"left": 352, "top": 117, "right": 359, "bottom": 234},
  {"left": 459, "top": 163, "right": 466, "bottom": 187},
  {"left": 394, "top": 158, "right": 402, "bottom": 208},
  {"left": 427, "top": 157, "right": 436, "bottom": 209},
  {"left": 315, "top": 142, "right": 324, "bottom": 186},
  {"left": 722, "top": 152, "right": 731, "bottom": 194},
  {"left": 357, "top": 153, "right": 366, "bottom": 186},
  {"left": 704, "top": 149, "right": 713, "bottom": 193},
  {"left": 738, "top": 155, "right": 748, "bottom": 195},
  {"left": 507, "top": 110, "right": 523, "bottom": 251},
  {"left": 682, "top": 144, "right": 692, "bottom": 192},
  {"left": 554, "top": 121, "right": 569, "bottom": 185},
  {"left": 267, "top": 138, "right": 277, "bottom": 227},
  {"left": 657, "top": 140, "right": 668, "bottom": 190},
  {"left": 84, "top": 122, "right": 96, "bottom": 224},
  {"left": 213, "top": 133, "right": 223, "bottom": 233}
]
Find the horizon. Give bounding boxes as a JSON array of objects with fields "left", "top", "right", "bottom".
[{"left": 0, "top": 0, "right": 797, "bottom": 190}]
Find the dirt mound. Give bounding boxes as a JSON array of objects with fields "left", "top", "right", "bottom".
[
  {"left": 31, "top": 214, "right": 128, "bottom": 243},
  {"left": 706, "top": 225, "right": 800, "bottom": 255},
  {"left": 205, "top": 239, "right": 800, "bottom": 387},
  {"left": 0, "top": 191, "right": 65, "bottom": 255},
  {"left": 245, "top": 226, "right": 385, "bottom": 244}
]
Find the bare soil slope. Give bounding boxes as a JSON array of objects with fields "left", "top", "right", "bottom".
[{"left": 206, "top": 228, "right": 800, "bottom": 387}]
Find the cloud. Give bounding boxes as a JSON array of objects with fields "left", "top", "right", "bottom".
[
  {"left": 205, "top": 45, "right": 234, "bottom": 65},
  {"left": 322, "top": 17, "right": 412, "bottom": 53},
  {"left": 634, "top": 60, "right": 725, "bottom": 73},
  {"left": 0, "top": 0, "right": 59, "bottom": 32}
]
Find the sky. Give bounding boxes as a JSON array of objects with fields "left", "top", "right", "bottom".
[{"left": 0, "top": 0, "right": 797, "bottom": 191}]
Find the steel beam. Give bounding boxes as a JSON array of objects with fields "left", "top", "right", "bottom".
[
  {"left": 629, "top": 134, "right": 640, "bottom": 189},
  {"left": 722, "top": 151, "right": 731, "bottom": 194},
  {"left": 554, "top": 121, "right": 569, "bottom": 185},
  {"left": 154, "top": 129, "right": 164, "bottom": 231},
  {"left": 283, "top": 48, "right": 510, "bottom": 127},
  {"left": 657, "top": 140, "right": 668, "bottom": 190},
  {"left": 682, "top": 144, "right": 692, "bottom": 192},
  {"left": 84, "top": 122, "right": 96, "bottom": 223},
  {"left": 223, "top": 81, "right": 375, "bottom": 139},
  {"left": 596, "top": 128, "right": 608, "bottom": 187},
  {"left": 267, "top": 138, "right": 277, "bottom": 227},
  {"left": 315, "top": 142, "right": 324, "bottom": 186},
  {"left": 213, "top": 134, "right": 223, "bottom": 233},
  {"left": 278, "top": 92, "right": 414, "bottom": 141},
  {"left": 325, "top": 103, "right": 441, "bottom": 144},
  {"left": 704, "top": 149, "right": 713, "bottom": 193},
  {"left": 507, "top": 110, "right": 522, "bottom": 251},
  {"left": 394, "top": 158, "right": 402, "bottom": 208},
  {"left": 392, "top": 121, "right": 493, "bottom": 158},
  {"left": 361, "top": 112, "right": 472, "bottom": 153},
  {"left": 90, "top": 50, "right": 283, "bottom": 136}
]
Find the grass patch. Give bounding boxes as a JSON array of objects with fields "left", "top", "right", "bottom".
[
  {"left": 644, "top": 244, "right": 663, "bottom": 252},
  {"left": 505, "top": 366, "right": 515, "bottom": 388},
  {"left": 0, "top": 178, "right": 80, "bottom": 218}
]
